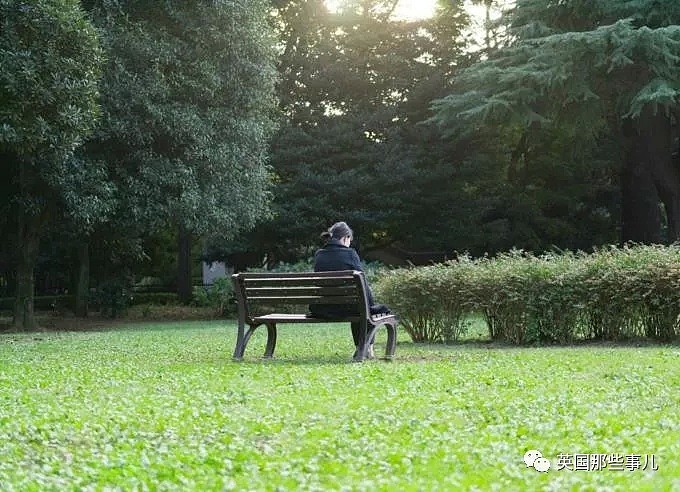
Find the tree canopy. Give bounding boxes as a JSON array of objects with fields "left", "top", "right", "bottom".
[
  {"left": 85, "top": 0, "right": 278, "bottom": 238},
  {"left": 0, "top": 0, "right": 102, "bottom": 158},
  {"left": 222, "top": 0, "right": 477, "bottom": 264},
  {"left": 80, "top": 0, "right": 279, "bottom": 301},
  {"left": 430, "top": 0, "right": 680, "bottom": 243},
  {"left": 0, "top": 0, "right": 280, "bottom": 324}
]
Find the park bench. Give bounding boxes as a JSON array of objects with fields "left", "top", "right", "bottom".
[{"left": 231, "top": 270, "right": 398, "bottom": 361}]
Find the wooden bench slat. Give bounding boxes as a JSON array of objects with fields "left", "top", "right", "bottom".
[
  {"left": 248, "top": 296, "right": 359, "bottom": 304},
  {"left": 245, "top": 286, "right": 356, "bottom": 297},
  {"left": 253, "top": 314, "right": 362, "bottom": 323},
  {"left": 243, "top": 277, "right": 356, "bottom": 287},
  {"left": 252, "top": 313, "right": 397, "bottom": 323},
  {"left": 238, "top": 270, "right": 356, "bottom": 279}
]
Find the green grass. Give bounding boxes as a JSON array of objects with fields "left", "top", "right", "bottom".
[{"left": 1, "top": 321, "right": 679, "bottom": 491}]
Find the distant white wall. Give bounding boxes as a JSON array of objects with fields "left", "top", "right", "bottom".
[{"left": 202, "top": 261, "right": 232, "bottom": 285}]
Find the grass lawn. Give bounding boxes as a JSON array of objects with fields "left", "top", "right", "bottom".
[{"left": 1, "top": 320, "right": 679, "bottom": 491}]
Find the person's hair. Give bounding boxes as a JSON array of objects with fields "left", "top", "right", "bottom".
[{"left": 320, "top": 221, "right": 353, "bottom": 241}]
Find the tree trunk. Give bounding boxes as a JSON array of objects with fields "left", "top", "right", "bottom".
[
  {"left": 13, "top": 208, "right": 41, "bottom": 331},
  {"left": 661, "top": 187, "right": 680, "bottom": 242},
  {"left": 621, "top": 153, "right": 661, "bottom": 243},
  {"left": 645, "top": 114, "right": 680, "bottom": 242},
  {"left": 177, "top": 225, "right": 192, "bottom": 304},
  {"left": 630, "top": 108, "right": 680, "bottom": 242},
  {"left": 484, "top": 0, "right": 492, "bottom": 52},
  {"left": 74, "top": 241, "right": 90, "bottom": 317}
]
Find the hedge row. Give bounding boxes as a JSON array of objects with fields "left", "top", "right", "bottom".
[
  {"left": 0, "top": 292, "right": 178, "bottom": 316},
  {"left": 0, "top": 295, "right": 75, "bottom": 312},
  {"left": 375, "top": 245, "right": 680, "bottom": 344}
]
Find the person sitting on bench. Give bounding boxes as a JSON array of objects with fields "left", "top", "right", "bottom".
[{"left": 310, "top": 221, "right": 391, "bottom": 360}]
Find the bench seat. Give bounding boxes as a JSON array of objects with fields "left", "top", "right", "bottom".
[{"left": 252, "top": 313, "right": 360, "bottom": 323}]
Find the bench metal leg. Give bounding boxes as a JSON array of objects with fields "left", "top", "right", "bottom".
[
  {"left": 354, "top": 320, "right": 368, "bottom": 362},
  {"left": 233, "top": 323, "right": 262, "bottom": 360},
  {"left": 367, "top": 321, "right": 398, "bottom": 360},
  {"left": 384, "top": 322, "right": 397, "bottom": 360},
  {"left": 242, "top": 325, "right": 258, "bottom": 357},
  {"left": 264, "top": 323, "right": 277, "bottom": 358},
  {"left": 233, "top": 319, "right": 246, "bottom": 360}
]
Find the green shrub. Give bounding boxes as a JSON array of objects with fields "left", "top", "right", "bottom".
[
  {"left": 0, "top": 295, "right": 76, "bottom": 313},
  {"left": 524, "top": 253, "right": 582, "bottom": 344},
  {"left": 467, "top": 252, "right": 533, "bottom": 344},
  {"left": 376, "top": 262, "right": 470, "bottom": 343},
  {"left": 375, "top": 245, "right": 680, "bottom": 345},
  {"left": 129, "top": 292, "right": 179, "bottom": 306},
  {"left": 192, "top": 277, "right": 234, "bottom": 317},
  {"left": 92, "top": 280, "right": 131, "bottom": 318}
]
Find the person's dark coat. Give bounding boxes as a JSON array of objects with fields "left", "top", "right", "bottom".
[{"left": 309, "top": 239, "right": 374, "bottom": 317}]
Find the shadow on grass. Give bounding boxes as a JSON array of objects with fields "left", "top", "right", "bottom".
[
  {"left": 399, "top": 337, "right": 680, "bottom": 351},
  {"left": 233, "top": 345, "right": 460, "bottom": 365},
  {"left": 0, "top": 316, "right": 228, "bottom": 334},
  {"left": 215, "top": 337, "right": 680, "bottom": 366},
  {"left": 232, "top": 356, "right": 387, "bottom": 366}
]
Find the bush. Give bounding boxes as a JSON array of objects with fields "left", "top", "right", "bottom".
[
  {"left": 524, "top": 253, "right": 582, "bottom": 344},
  {"left": 126, "top": 304, "right": 216, "bottom": 320},
  {"left": 376, "top": 262, "right": 470, "bottom": 343},
  {"left": 0, "top": 295, "right": 76, "bottom": 313},
  {"left": 129, "top": 292, "right": 179, "bottom": 306},
  {"left": 92, "top": 280, "right": 131, "bottom": 318},
  {"left": 192, "top": 277, "right": 234, "bottom": 317},
  {"left": 375, "top": 245, "right": 680, "bottom": 345}
]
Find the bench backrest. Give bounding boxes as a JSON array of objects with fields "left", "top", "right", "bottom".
[{"left": 232, "top": 270, "right": 370, "bottom": 321}]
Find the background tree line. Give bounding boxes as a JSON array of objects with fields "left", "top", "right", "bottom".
[
  {"left": 1, "top": 0, "right": 277, "bottom": 328},
  {"left": 2, "top": 0, "right": 680, "bottom": 329},
  {"left": 223, "top": 0, "right": 680, "bottom": 266}
]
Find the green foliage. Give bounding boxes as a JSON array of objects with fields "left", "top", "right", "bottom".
[
  {"left": 129, "top": 292, "right": 178, "bottom": 306},
  {"left": 83, "top": 0, "right": 278, "bottom": 238},
  {"left": 192, "top": 278, "right": 234, "bottom": 317},
  {"left": 376, "top": 245, "right": 680, "bottom": 344},
  {"left": 430, "top": 0, "right": 680, "bottom": 244},
  {"left": 92, "top": 279, "right": 131, "bottom": 318},
  {"left": 0, "top": 295, "right": 74, "bottom": 312},
  {"left": 0, "top": 0, "right": 103, "bottom": 157},
  {"left": 0, "top": 323, "right": 679, "bottom": 489},
  {"left": 376, "top": 263, "right": 470, "bottom": 343},
  {"left": 235, "top": 0, "right": 477, "bottom": 261}
]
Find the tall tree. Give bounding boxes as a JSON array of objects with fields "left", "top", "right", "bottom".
[
  {"left": 0, "top": 0, "right": 104, "bottom": 329},
  {"left": 229, "top": 0, "right": 473, "bottom": 263},
  {"left": 83, "top": 0, "right": 278, "bottom": 302},
  {"left": 430, "top": 0, "right": 680, "bottom": 243}
]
